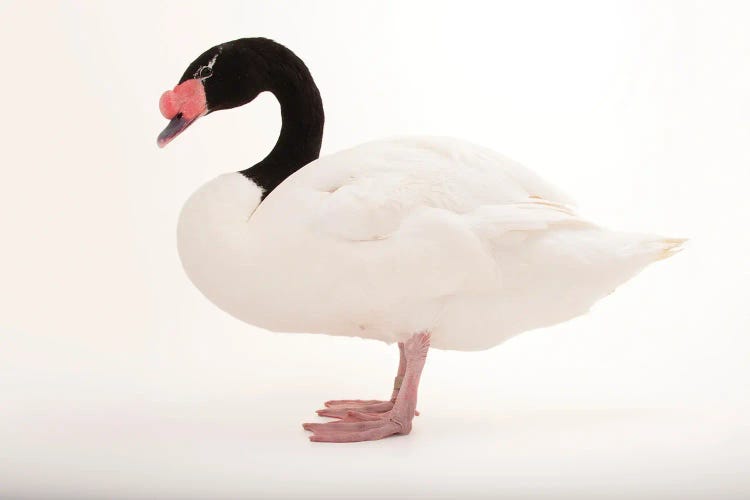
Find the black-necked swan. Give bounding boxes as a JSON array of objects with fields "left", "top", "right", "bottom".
[{"left": 157, "top": 38, "right": 684, "bottom": 443}]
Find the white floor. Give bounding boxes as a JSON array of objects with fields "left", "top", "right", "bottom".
[{"left": 3, "top": 340, "right": 749, "bottom": 499}]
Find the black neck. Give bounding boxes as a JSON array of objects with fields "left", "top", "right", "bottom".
[{"left": 239, "top": 52, "right": 324, "bottom": 198}]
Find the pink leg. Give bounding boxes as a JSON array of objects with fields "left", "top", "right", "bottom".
[
  {"left": 316, "top": 342, "right": 415, "bottom": 419},
  {"left": 303, "top": 332, "right": 430, "bottom": 442}
]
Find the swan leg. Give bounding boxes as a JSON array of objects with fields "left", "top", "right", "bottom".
[
  {"left": 303, "top": 332, "right": 430, "bottom": 442},
  {"left": 315, "top": 342, "right": 414, "bottom": 419}
]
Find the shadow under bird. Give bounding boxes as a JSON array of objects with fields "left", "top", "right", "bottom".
[{"left": 157, "top": 37, "right": 685, "bottom": 443}]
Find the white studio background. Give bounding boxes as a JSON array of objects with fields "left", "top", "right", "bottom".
[{"left": 1, "top": 1, "right": 748, "bottom": 498}]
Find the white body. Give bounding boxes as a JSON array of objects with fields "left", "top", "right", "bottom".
[{"left": 177, "top": 137, "right": 681, "bottom": 351}]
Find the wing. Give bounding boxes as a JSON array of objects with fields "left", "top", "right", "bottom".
[
  {"left": 248, "top": 138, "right": 591, "bottom": 332},
  {"left": 303, "top": 136, "right": 578, "bottom": 242}
]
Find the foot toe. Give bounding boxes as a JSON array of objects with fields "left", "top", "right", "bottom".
[
  {"left": 317, "top": 401, "right": 394, "bottom": 419},
  {"left": 306, "top": 420, "right": 401, "bottom": 443},
  {"left": 345, "top": 410, "right": 384, "bottom": 421},
  {"left": 324, "top": 399, "right": 382, "bottom": 408}
]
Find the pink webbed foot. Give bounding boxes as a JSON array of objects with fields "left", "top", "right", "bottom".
[
  {"left": 317, "top": 399, "right": 392, "bottom": 418},
  {"left": 317, "top": 399, "right": 419, "bottom": 419},
  {"left": 304, "top": 332, "right": 431, "bottom": 443},
  {"left": 315, "top": 342, "right": 416, "bottom": 420},
  {"left": 302, "top": 412, "right": 407, "bottom": 442}
]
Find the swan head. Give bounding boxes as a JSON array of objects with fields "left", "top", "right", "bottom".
[
  {"left": 157, "top": 37, "right": 324, "bottom": 200},
  {"left": 157, "top": 39, "right": 272, "bottom": 148}
]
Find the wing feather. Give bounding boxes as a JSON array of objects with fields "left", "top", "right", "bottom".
[{"left": 307, "top": 137, "right": 578, "bottom": 243}]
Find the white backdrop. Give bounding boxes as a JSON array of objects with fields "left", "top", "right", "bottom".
[{"left": 1, "top": 1, "right": 749, "bottom": 498}]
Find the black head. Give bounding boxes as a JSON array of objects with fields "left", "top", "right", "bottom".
[
  {"left": 178, "top": 39, "right": 277, "bottom": 113},
  {"left": 158, "top": 38, "right": 296, "bottom": 147},
  {"left": 157, "top": 37, "right": 325, "bottom": 199}
]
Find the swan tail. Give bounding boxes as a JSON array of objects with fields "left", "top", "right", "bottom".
[{"left": 648, "top": 237, "right": 688, "bottom": 261}]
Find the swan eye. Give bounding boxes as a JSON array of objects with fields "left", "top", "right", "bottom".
[{"left": 195, "top": 66, "right": 213, "bottom": 80}]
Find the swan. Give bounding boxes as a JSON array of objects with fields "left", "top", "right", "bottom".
[{"left": 157, "top": 38, "right": 684, "bottom": 442}]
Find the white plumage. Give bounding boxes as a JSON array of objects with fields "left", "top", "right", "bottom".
[{"left": 177, "top": 136, "right": 683, "bottom": 351}]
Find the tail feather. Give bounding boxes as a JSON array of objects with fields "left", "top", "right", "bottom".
[{"left": 654, "top": 237, "right": 688, "bottom": 261}]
